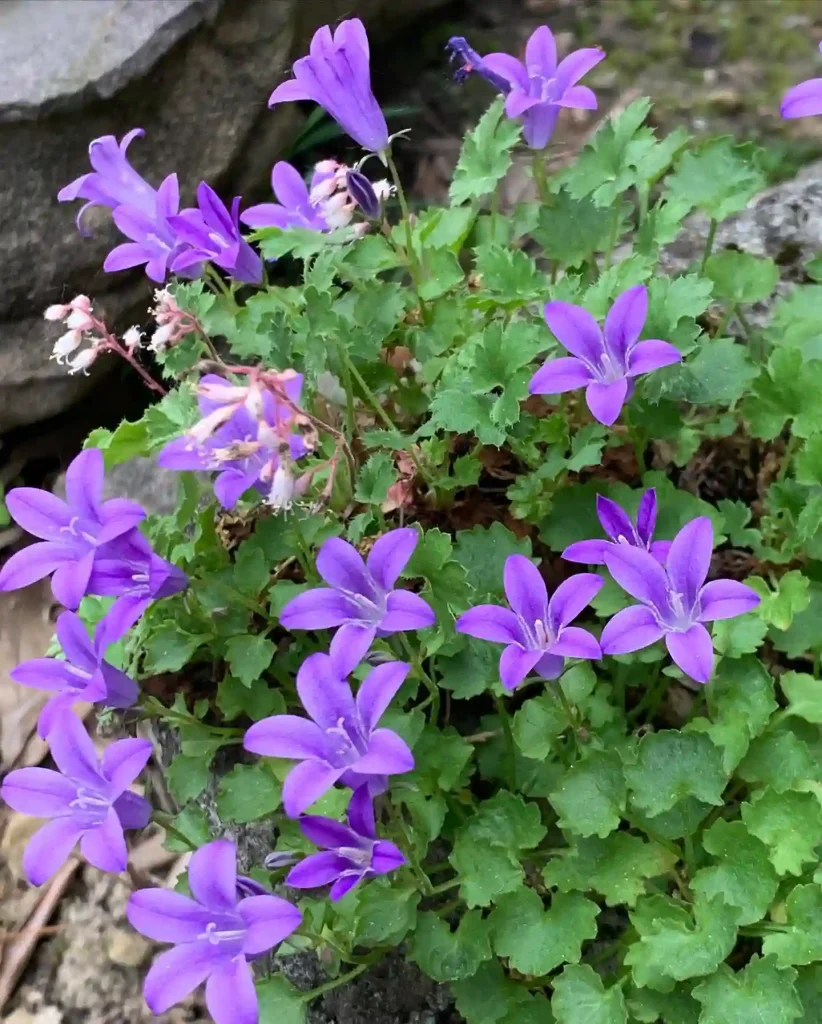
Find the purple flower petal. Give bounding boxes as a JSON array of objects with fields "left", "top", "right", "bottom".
[
  {"left": 627, "top": 340, "right": 682, "bottom": 377},
  {"left": 550, "top": 626, "right": 601, "bottom": 660},
  {"left": 328, "top": 626, "right": 374, "bottom": 679},
  {"left": 38, "top": 693, "right": 86, "bottom": 739},
  {"left": 56, "top": 611, "right": 94, "bottom": 668},
  {"left": 543, "top": 301, "right": 604, "bottom": 365},
  {"left": 205, "top": 957, "right": 257, "bottom": 1024},
  {"left": 556, "top": 85, "right": 597, "bottom": 109},
  {"left": 380, "top": 590, "right": 436, "bottom": 632},
  {"left": 499, "top": 644, "right": 542, "bottom": 691},
  {"left": 127, "top": 888, "right": 215, "bottom": 943},
  {"left": 47, "top": 711, "right": 104, "bottom": 789},
  {"left": 80, "top": 807, "right": 128, "bottom": 873},
  {"left": 698, "top": 579, "right": 761, "bottom": 622},
  {"left": 23, "top": 817, "right": 83, "bottom": 885},
  {"left": 667, "top": 517, "right": 713, "bottom": 611},
  {"left": 603, "top": 284, "right": 647, "bottom": 363},
  {"left": 316, "top": 537, "right": 376, "bottom": 598},
  {"left": 456, "top": 605, "right": 523, "bottom": 644},
  {"left": 529, "top": 356, "right": 594, "bottom": 395},
  {"left": 51, "top": 550, "right": 94, "bottom": 610},
  {"left": 243, "top": 715, "right": 328, "bottom": 760},
  {"left": 372, "top": 839, "right": 407, "bottom": 874},
  {"left": 143, "top": 941, "right": 214, "bottom": 1015},
  {"left": 101, "top": 737, "right": 152, "bottom": 793},
  {"left": 548, "top": 573, "right": 604, "bottom": 632},
  {"left": 0, "top": 542, "right": 72, "bottom": 592},
  {"left": 367, "top": 528, "right": 418, "bottom": 591},
  {"left": 11, "top": 659, "right": 86, "bottom": 693},
  {"left": 282, "top": 760, "right": 344, "bottom": 818},
  {"left": 279, "top": 588, "right": 360, "bottom": 630},
  {"left": 666, "top": 623, "right": 714, "bottom": 684},
  {"left": 186, "top": 837, "right": 238, "bottom": 913},
  {"left": 525, "top": 24, "right": 557, "bottom": 76},
  {"left": 649, "top": 540, "right": 672, "bottom": 564},
  {"left": 269, "top": 78, "right": 314, "bottom": 106},
  {"left": 561, "top": 539, "right": 612, "bottom": 565},
  {"left": 636, "top": 489, "right": 658, "bottom": 547},
  {"left": 238, "top": 894, "right": 302, "bottom": 955},
  {"left": 65, "top": 449, "right": 104, "bottom": 520},
  {"left": 506, "top": 89, "right": 540, "bottom": 118},
  {"left": 5, "top": 488, "right": 72, "bottom": 540},
  {"left": 347, "top": 785, "right": 376, "bottom": 838},
  {"left": 271, "top": 161, "right": 310, "bottom": 210},
  {"left": 504, "top": 554, "right": 548, "bottom": 624},
  {"left": 296, "top": 652, "right": 357, "bottom": 730},
  {"left": 481, "top": 52, "right": 529, "bottom": 91},
  {"left": 330, "top": 873, "right": 362, "bottom": 901},
  {"left": 585, "top": 379, "right": 628, "bottom": 426},
  {"left": 535, "top": 652, "right": 565, "bottom": 679},
  {"left": 100, "top": 664, "right": 140, "bottom": 709},
  {"left": 355, "top": 729, "right": 414, "bottom": 775},
  {"left": 604, "top": 545, "right": 670, "bottom": 616},
  {"left": 781, "top": 78, "right": 822, "bottom": 119},
  {"left": 213, "top": 468, "right": 258, "bottom": 510},
  {"left": 1, "top": 766, "right": 78, "bottom": 817},
  {"left": 287, "top": 850, "right": 351, "bottom": 889},
  {"left": 522, "top": 104, "right": 559, "bottom": 149},
  {"left": 601, "top": 605, "right": 665, "bottom": 655},
  {"left": 555, "top": 47, "right": 606, "bottom": 90},
  {"left": 298, "top": 815, "right": 359, "bottom": 850},
  {"left": 356, "top": 662, "right": 410, "bottom": 733},
  {"left": 113, "top": 790, "right": 151, "bottom": 830},
  {"left": 597, "top": 495, "right": 636, "bottom": 543}
]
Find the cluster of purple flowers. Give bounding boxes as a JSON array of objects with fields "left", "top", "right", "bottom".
[{"left": 457, "top": 489, "right": 760, "bottom": 686}]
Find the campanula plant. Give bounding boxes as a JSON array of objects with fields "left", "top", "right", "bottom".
[{"left": 6, "top": 12, "right": 822, "bottom": 1024}]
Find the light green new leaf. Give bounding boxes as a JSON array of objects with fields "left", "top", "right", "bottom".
[
  {"left": 781, "top": 671, "right": 822, "bottom": 724},
  {"left": 625, "top": 731, "right": 727, "bottom": 817},
  {"left": 741, "top": 789, "right": 822, "bottom": 876},
  {"left": 551, "top": 964, "right": 627, "bottom": 1024},
  {"left": 705, "top": 250, "right": 779, "bottom": 304},
  {"left": 763, "top": 885, "right": 822, "bottom": 966},
  {"left": 513, "top": 692, "right": 568, "bottom": 760},
  {"left": 450, "top": 97, "right": 522, "bottom": 205},
  {"left": 748, "top": 571, "right": 811, "bottom": 631},
  {"left": 411, "top": 910, "right": 493, "bottom": 982},
  {"left": 549, "top": 749, "right": 626, "bottom": 838},
  {"left": 691, "top": 819, "right": 779, "bottom": 925},
  {"left": 692, "top": 956, "right": 801, "bottom": 1024},
  {"left": 491, "top": 888, "right": 599, "bottom": 977}
]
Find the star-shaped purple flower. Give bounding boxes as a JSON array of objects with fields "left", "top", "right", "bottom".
[
  {"left": 11, "top": 605, "right": 139, "bottom": 739},
  {"left": 279, "top": 528, "right": 436, "bottom": 648},
  {"left": 269, "top": 18, "right": 389, "bottom": 153},
  {"left": 127, "top": 839, "right": 302, "bottom": 1024},
  {"left": 0, "top": 449, "right": 146, "bottom": 609},
  {"left": 456, "top": 555, "right": 604, "bottom": 690},
  {"left": 169, "top": 182, "right": 262, "bottom": 285},
  {"left": 563, "top": 488, "right": 672, "bottom": 566},
  {"left": 85, "top": 530, "right": 188, "bottom": 618},
  {"left": 157, "top": 373, "right": 309, "bottom": 509},
  {"left": 1, "top": 711, "right": 151, "bottom": 885},
  {"left": 240, "top": 161, "right": 329, "bottom": 233},
  {"left": 244, "top": 630, "right": 414, "bottom": 817},
  {"left": 600, "top": 516, "right": 761, "bottom": 683},
  {"left": 781, "top": 42, "right": 822, "bottom": 119},
  {"left": 286, "top": 787, "right": 406, "bottom": 900},
  {"left": 529, "top": 285, "right": 682, "bottom": 426}
]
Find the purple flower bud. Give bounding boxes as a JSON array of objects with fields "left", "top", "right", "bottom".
[
  {"left": 263, "top": 851, "right": 301, "bottom": 871},
  {"left": 346, "top": 170, "right": 381, "bottom": 219},
  {"left": 446, "top": 36, "right": 513, "bottom": 94}
]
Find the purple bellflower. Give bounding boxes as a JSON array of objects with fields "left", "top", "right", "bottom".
[
  {"left": 158, "top": 373, "right": 309, "bottom": 509},
  {"left": 0, "top": 448, "right": 146, "bottom": 609},
  {"left": 58, "top": 128, "right": 162, "bottom": 232},
  {"left": 240, "top": 161, "right": 329, "bottom": 232},
  {"left": 1, "top": 711, "right": 151, "bottom": 885},
  {"left": 563, "top": 489, "right": 672, "bottom": 566},
  {"left": 450, "top": 26, "right": 605, "bottom": 149},
  {"left": 169, "top": 182, "right": 262, "bottom": 285},
  {"left": 268, "top": 18, "right": 389, "bottom": 153},
  {"left": 244, "top": 629, "right": 414, "bottom": 817},
  {"left": 85, "top": 529, "right": 188, "bottom": 620},
  {"left": 286, "top": 787, "right": 406, "bottom": 900},
  {"left": 279, "top": 528, "right": 436, "bottom": 647},
  {"left": 456, "top": 555, "right": 604, "bottom": 690},
  {"left": 446, "top": 37, "right": 516, "bottom": 94},
  {"left": 11, "top": 606, "right": 139, "bottom": 739},
  {"left": 345, "top": 169, "right": 381, "bottom": 219},
  {"left": 781, "top": 42, "right": 822, "bottom": 119},
  {"left": 529, "top": 284, "right": 682, "bottom": 426},
  {"left": 600, "top": 517, "right": 761, "bottom": 684},
  {"left": 127, "top": 839, "right": 302, "bottom": 1024}
]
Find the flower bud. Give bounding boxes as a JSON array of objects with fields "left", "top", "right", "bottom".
[
  {"left": 44, "top": 303, "right": 70, "bottom": 322},
  {"left": 314, "top": 159, "right": 341, "bottom": 175},
  {"left": 50, "top": 330, "right": 83, "bottom": 363},
  {"left": 323, "top": 193, "right": 355, "bottom": 229},
  {"left": 65, "top": 309, "right": 94, "bottom": 331},
  {"left": 346, "top": 169, "right": 381, "bottom": 219},
  {"left": 69, "top": 294, "right": 92, "bottom": 313},
  {"left": 263, "top": 851, "right": 300, "bottom": 870},
  {"left": 67, "top": 347, "right": 98, "bottom": 376}
]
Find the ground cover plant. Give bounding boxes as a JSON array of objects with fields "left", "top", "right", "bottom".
[{"left": 4, "top": 15, "right": 822, "bottom": 1024}]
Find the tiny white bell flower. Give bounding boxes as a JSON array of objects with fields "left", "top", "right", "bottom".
[
  {"left": 67, "top": 347, "right": 98, "bottom": 376},
  {"left": 122, "top": 326, "right": 143, "bottom": 353},
  {"left": 50, "top": 330, "right": 83, "bottom": 364},
  {"left": 65, "top": 309, "right": 94, "bottom": 331},
  {"left": 44, "top": 304, "right": 70, "bottom": 322}
]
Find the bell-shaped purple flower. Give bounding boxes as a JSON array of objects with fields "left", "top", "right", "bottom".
[
  {"left": 0, "top": 448, "right": 146, "bottom": 610},
  {"left": 529, "top": 285, "right": 682, "bottom": 426},
  {"left": 158, "top": 373, "right": 309, "bottom": 509},
  {"left": 279, "top": 528, "right": 436, "bottom": 648},
  {"left": 563, "top": 489, "right": 671, "bottom": 566},
  {"left": 11, "top": 605, "right": 139, "bottom": 738},
  {"left": 240, "top": 161, "right": 329, "bottom": 233},
  {"left": 169, "top": 183, "right": 262, "bottom": 285},
  {"left": 58, "top": 128, "right": 159, "bottom": 232},
  {"left": 456, "top": 555, "right": 604, "bottom": 691},
  {"left": 781, "top": 42, "right": 822, "bottom": 119},
  {"left": 286, "top": 787, "right": 405, "bottom": 900},
  {"left": 127, "top": 839, "right": 302, "bottom": 1024},
  {"left": 345, "top": 170, "right": 381, "bottom": 219},
  {"left": 244, "top": 630, "right": 414, "bottom": 817},
  {"left": 601, "top": 517, "right": 761, "bottom": 684},
  {"left": 1, "top": 711, "right": 151, "bottom": 885},
  {"left": 268, "top": 18, "right": 389, "bottom": 153},
  {"left": 85, "top": 530, "right": 188, "bottom": 616}
]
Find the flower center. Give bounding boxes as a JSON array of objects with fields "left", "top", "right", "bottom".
[
  {"left": 665, "top": 590, "right": 694, "bottom": 632},
  {"left": 324, "top": 717, "right": 368, "bottom": 767},
  {"left": 61, "top": 516, "right": 99, "bottom": 546},
  {"left": 345, "top": 590, "right": 385, "bottom": 624},
  {"left": 339, "top": 845, "right": 372, "bottom": 868},
  {"left": 198, "top": 920, "right": 246, "bottom": 946},
  {"left": 69, "top": 786, "right": 110, "bottom": 827}
]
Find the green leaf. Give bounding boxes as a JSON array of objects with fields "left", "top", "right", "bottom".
[
  {"left": 627, "top": 986, "right": 700, "bottom": 1024},
  {"left": 705, "top": 250, "right": 780, "bottom": 304},
  {"left": 452, "top": 959, "right": 537, "bottom": 1024},
  {"left": 743, "top": 350, "right": 822, "bottom": 440},
  {"left": 490, "top": 888, "right": 599, "bottom": 977},
  {"left": 216, "top": 675, "right": 284, "bottom": 722},
  {"left": 712, "top": 614, "right": 768, "bottom": 658},
  {"left": 513, "top": 693, "right": 568, "bottom": 760},
  {"left": 549, "top": 749, "right": 626, "bottom": 838},
  {"left": 353, "top": 452, "right": 396, "bottom": 505},
  {"left": 438, "top": 636, "right": 498, "bottom": 700},
  {"left": 257, "top": 975, "right": 307, "bottom": 1024},
  {"left": 353, "top": 881, "right": 420, "bottom": 946},
  {"left": 410, "top": 910, "right": 493, "bottom": 982},
  {"left": 781, "top": 671, "right": 822, "bottom": 724},
  {"left": 450, "top": 97, "right": 521, "bottom": 205},
  {"left": 692, "top": 956, "right": 801, "bottom": 1024},
  {"left": 450, "top": 791, "right": 547, "bottom": 907},
  {"left": 532, "top": 190, "right": 616, "bottom": 268},
  {"left": 737, "top": 723, "right": 820, "bottom": 793},
  {"left": 142, "top": 626, "right": 209, "bottom": 674},
  {"left": 552, "top": 964, "right": 628, "bottom": 1024},
  {"left": 543, "top": 832, "right": 675, "bottom": 907},
  {"left": 166, "top": 753, "right": 212, "bottom": 804},
  {"left": 427, "top": 386, "right": 507, "bottom": 446},
  {"left": 749, "top": 571, "right": 811, "bottom": 631},
  {"left": 164, "top": 804, "right": 212, "bottom": 852},
  {"left": 453, "top": 523, "right": 532, "bottom": 598},
  {"left": 216, "top": 762, "right": 281, "bottom": 823},
  {"left": 419, "top": 248, "right": 465, "bottom": 300},
  {"left": 626, "top": 893, "right": 738, "bottom": 989},
  {"left": 665, "top": 138, "right": 766, "bottom": 221},
  {"left": 472, "top": 246, "right": 544, "bottom": 307},
  {"left": 224, "top": 634, "right": 276, "bottom": 687},
  {"left": 796, "top": 964, "right": 822, "bottom": 1023},
  {"left": 763, "top": 885, "right": 822, "bottom": 966},
  {"left": 741, "top": 789, "right": 822, "bottom": 876},
  {"left": 691, "top": 819, "right": 779, "bottom": 925},
  {"left": 625, "top": 731, "right": 726, "bottom": 818},
  {"left": 233, "top": 538, "right": 272, "bottom": 597},
  {"left": 771, "top": 582, "right": 822, "bottom": 659},
  {"left": 658, "top": 338, "right": 758, "bottom": 406},
  {"left": 410, "top": 725, "right": 473, "bottom": 793}
]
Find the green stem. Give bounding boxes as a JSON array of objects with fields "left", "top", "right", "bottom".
[
  {"left": 700, "top": 219, "right": 718, "bottom": 271},
  {"left": 556, "top": 686, "right": 580, "bottom": 757},
  {"left": 302, "top": 963, "right": 370, "bottom": 1003},
  {"left": 683, "top": 830, "right": 697, "bottom": 878},
  {"left": 495, "top": 693, "right": 517, "bottom": 785},
  {"left": 205, "top": 264, "right": 238, "bottom": 309},
  {"left": 397, "top": 634, "right": 440, "bottom": 721},
  {"left": 335, "top": 341, "right": 357, "bottom": 439},
  {"left": 532, "top": 150, "right": 549, "bottom": 203},
  {"left": 384, "top": 150, "right": 426, "bottom": 301},
  {"left": 604, "top": 206, "right": 621, "bottom": 269},
  {"left": 627, "top": 664, "right": 665, "bottom": 723}
]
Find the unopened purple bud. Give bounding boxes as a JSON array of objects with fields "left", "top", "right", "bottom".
[
  {"left": 346, "top": 170, "right": 381, "bottom": 219},
  {"left": 264, "top": 850, "right": 300, "bottom": 871},
  {"left": 235, "top": 874, "right": 272, "bottom": 898},
  {"left": 445, "top": 36, "right": 512, "bottom": 94}
]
